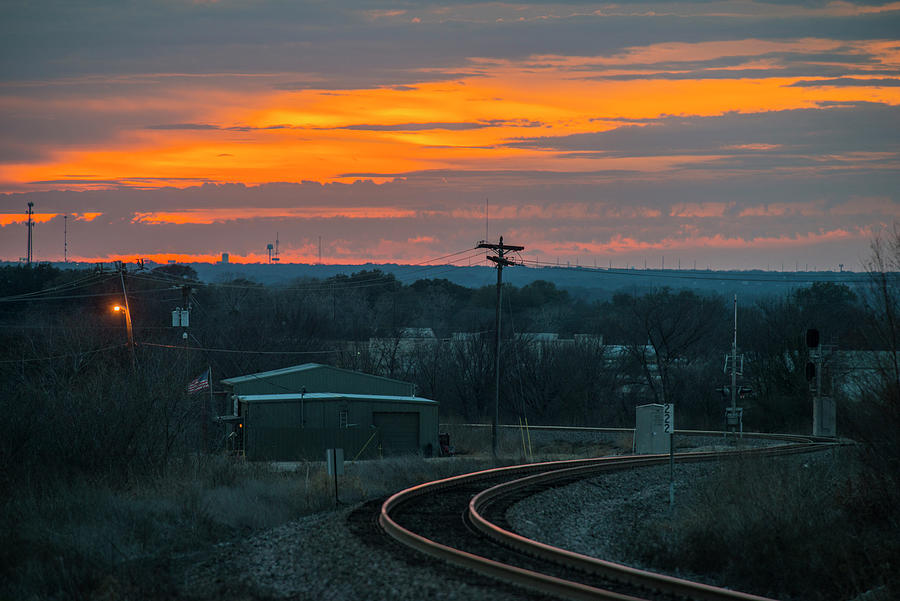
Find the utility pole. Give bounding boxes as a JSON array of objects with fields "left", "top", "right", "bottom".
[
  {"left": 180, "top": 284, "right": 192, "bottom": 365},
  {"left": 477, "top": 235, "right": 524, "bottom": 459},
  {"left": 26, "top": 202, "right": 34, "bottom": 263},
  {"left": 63, "top": 214, "right": 68, "bottom": 263},
  {"left": 118, "top": 263, "right": 136, "bottom": 368}
]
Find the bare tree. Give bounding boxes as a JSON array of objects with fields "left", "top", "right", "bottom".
[{"left": 624, "top": 289, "right": 726, "bottom": 406}]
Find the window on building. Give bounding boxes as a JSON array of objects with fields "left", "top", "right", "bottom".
[{"left": 339, "top": 409, "right": 349, "bottom": 428}]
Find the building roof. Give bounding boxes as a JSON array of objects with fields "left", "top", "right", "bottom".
[
  {"left": 235, "top": 392, "right": 438, "bottom": 405},
  {"left": 221, "top": 362, "right": 409, "bottom": 387}
]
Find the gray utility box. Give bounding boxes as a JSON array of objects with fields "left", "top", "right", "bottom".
[
  {"left": 813, "top": 396, "right": 836, "bottom": 437},
  {"left": 635, "top": 404, "right": 670, "bottom": 454}
]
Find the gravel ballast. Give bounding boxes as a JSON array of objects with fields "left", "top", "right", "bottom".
[
  {"left": 507, "top": 462, "right": 713, "bottom": 571},
  {"left": 167, "top": 441, "right": 809, "bottom": 600},
  {"left": 505, "top": 449, "right": 836, "bottom": 593},
  {"left": 175, "top": 500, "right": 550, "bottom": 601}
]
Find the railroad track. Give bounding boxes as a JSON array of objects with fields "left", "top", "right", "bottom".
[{"left": 379, "top": 433, "right": 837, "bottom": 601}]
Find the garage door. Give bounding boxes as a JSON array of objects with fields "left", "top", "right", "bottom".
[{"left": 373, "top": 412, "right": 420, "bottom": 455}]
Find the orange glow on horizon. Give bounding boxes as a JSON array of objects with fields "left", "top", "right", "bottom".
[
  {"left": 69, "top": 251, "right": 455, "bottom": 266},
  {"left": 57, "top": 226, "right": 870, "bottom": 269}
]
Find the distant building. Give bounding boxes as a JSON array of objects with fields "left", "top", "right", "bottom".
[
  {"left": 220, "top": 252, "right": 229, "bottom": 264},
  {"left": 368, "top": 327, "right": 439, "bottom": 370}
]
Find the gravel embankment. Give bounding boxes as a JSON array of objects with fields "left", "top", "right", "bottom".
[
  {"left": 507, "top": 462, "right": 713, "bottom": 573},
  {"left": 175, "top": 500, "right": 552, "bottom": 601},
  {"left": 171, "top": 439, "right": 789, "bottom": 600},
  {"left": 505, "top": 449, "right": 830, "bottom": 588}
]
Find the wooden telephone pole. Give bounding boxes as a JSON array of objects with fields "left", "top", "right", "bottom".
[
  {"left": 118, "top": 263, "right": 136, "bottom": 369},
  {"left": 477, "top": 236, "right": 524, "bottom": 459}
]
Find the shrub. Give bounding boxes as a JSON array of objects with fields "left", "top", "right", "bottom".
[{"left": 620, "top": 451, "right": 895, "bottom": 600}]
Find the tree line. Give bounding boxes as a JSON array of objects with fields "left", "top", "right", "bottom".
[{"left": 1, "top": 240, "right": 898, "bottom": 490}]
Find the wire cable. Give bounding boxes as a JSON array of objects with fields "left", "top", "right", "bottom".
[
  {"left": 518, "top": 258, "right": 873, "bottom": 284},
  {"left": 128, "top": 247, "right": 485, "bottom": 293},
  {"left": 0, "top": 271, "right": 111, "bottom": 302},
  {"left": 0, "top": 343, "right": 126, "bottom": 363},
  {"left": 141, "top": 342, "right": 344, "bottom": 355}
]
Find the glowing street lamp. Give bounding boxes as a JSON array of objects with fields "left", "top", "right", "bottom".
[{"left": 112, "top": 301, "right": 135, "bottom": 363}]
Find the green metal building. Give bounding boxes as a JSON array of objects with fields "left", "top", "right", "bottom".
[{"left": 219, "top": 363, "right": 439, "bottom": 461}]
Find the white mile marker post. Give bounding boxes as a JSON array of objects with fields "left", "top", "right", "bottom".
[{"left": 663, "top": 403, "right": 674, "bottom": 508}]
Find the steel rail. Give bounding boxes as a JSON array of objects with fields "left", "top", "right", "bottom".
[
  {"left": 441, "top": 423, "right": 835, "bottom": 445},
  {"left": 379, "top": 434, "right": 838, "bottom": 601},
  {"left": 379, "top": 455, "right": 662, "bottom": 601},
  {"left": 469, "top": 442, "right": 834, "bottom": 601}
]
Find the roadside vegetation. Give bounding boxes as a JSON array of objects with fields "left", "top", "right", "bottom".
[
  {"left": 621, "top": 449, "right": 897, "bottom": 601},
  {"left": 618, "top": 229, "right": 900, "bottom": 601},
  {"left": 1, "top": 453, "right": 501, "bottom": 601},
  {"left": 1, "top": 228, "right": 898, "bottom": 599}
]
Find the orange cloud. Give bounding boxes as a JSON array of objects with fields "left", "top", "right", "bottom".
[
  {"left": 0, "top": 213, "right": 58, "bottom": 226},
  {"left": 738, "top": 202, "right": 822, "bottom": 217},
  {"left": 669, "top": 203, "right": 727, "bottom": 218},
  {"left": 526, "top": 227, "right": 868, "bottom": 258},
  {"left": 130, "top": 207, "right": 417, "bottom": 225},
  {"left": 4, "top": 37, "right": 900, "bottom": 193},
  {"left": 722, "top": 143, "right": 782, "bottom": 151}
]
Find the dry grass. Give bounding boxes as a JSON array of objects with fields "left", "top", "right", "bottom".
[
  {"left": 2, "top": 425, "right": 618, "bottom": 601},
  {"left": 1, "top": 452, "right": 500, "bottom": 601},
  {"left": 619, "top": 449, "right": 898, "bottom": 601}
]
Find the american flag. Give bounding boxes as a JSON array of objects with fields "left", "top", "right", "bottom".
[{"left": 187, "top": 368, "right": 210, "bottom": 394}]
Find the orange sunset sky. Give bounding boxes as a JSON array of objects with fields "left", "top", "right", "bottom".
[{"left": 1, "top": 1, "right": 899, "bottom": 270}]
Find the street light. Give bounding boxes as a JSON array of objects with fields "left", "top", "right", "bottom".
[{"left": 112, "top": 301, "right": 135, "bottom": 365}]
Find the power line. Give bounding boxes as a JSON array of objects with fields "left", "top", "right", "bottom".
[
  {"left": 518, "top": 258, "right": 874, "bottom": 284},
  {"left": 1, "top": 247, "right": 488, "bottom": 304},
  {"left": 0, "top": 272, "right": 110, "bottom": 302},
  {"left": 129, "top": 248, "right": 486, "bottom": 293},
  {"left": 141, "top": 342, "right": 344, "bottom": 355},
  {"left": 0, "top": 343, "right": 126, "bottom": 364},
  {"left": 0, "top": 286, "right": 177, "bottom": 303}
]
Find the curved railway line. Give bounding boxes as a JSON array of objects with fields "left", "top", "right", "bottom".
[{"left": 378, "top": 431, "right": 839, "bottom": 601}]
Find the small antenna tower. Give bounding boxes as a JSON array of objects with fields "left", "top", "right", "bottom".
[
  {"left": 485, "top": 198, "right": 489, "bottom": 242},
  {"left": 64, "top": 214, "right": 68, "bottom": 262},
  {"left": 273, "top": 232, "right": 280, "bottom": 262},
  {"left": 26, "top": 202, "right": 34, "bottom": 263},
  {"left": 318, "top": 236, "right": 322, "bottom": 264}
]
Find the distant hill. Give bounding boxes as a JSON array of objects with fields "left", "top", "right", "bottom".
[{"left": 12, "top": 260, "right": 873, "bottom": 302}]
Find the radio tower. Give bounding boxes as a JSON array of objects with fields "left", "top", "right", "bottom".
[{"left": 26, "top": 202, "right": 34, "bottom": 263}]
